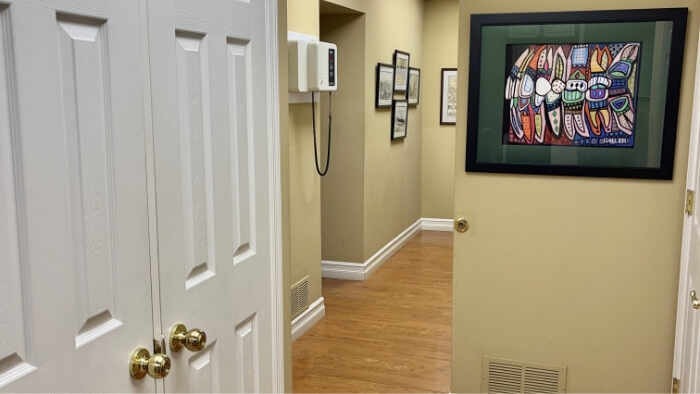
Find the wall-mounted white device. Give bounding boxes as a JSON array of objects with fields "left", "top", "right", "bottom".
[
  {"left": 288, "top": 33, "right": 338, "bottom": 177},
  {"left": 289, "top": 39, "right": 338, "bottom": 93}
]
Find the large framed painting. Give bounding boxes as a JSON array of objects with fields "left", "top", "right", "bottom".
[{"left": 465, "top": 8, "right": 688, "bottom": 179}]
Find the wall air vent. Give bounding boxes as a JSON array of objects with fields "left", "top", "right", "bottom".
[
  {"left": 482, "top": 357, "right": 567, "bottom": 393},
  {"left": 290, "top": 276, "right": 310, "bottom": 319}
]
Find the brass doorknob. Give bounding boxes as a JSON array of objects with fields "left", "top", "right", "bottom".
[
  {"left": 170, "top": 323, "right": 207, "bottom": 352},
  {"left": 691, "top": 291, "right": 700, "bottom": 309},
  {"left": 454, "top": 217, "right": 469, "bottom": 233},
  {"left": 129, "top": 348, "right": 171, "bottom": 380}
]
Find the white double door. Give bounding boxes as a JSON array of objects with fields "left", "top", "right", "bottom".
[{"left": 0, "top": 0, "right": 278, "bottom": 392}]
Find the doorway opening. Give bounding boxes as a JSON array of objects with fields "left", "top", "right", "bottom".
[{"left": 290, "top": 1, "right": 453, "bottom": 391}]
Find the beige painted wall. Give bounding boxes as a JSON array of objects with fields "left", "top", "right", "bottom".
[
  {"left": 316, "top": 0, "right": 426, "bottom": 263},
  {"left": 362, "top": 0, "right": 425, "bottom": 260},
  {"left": 421, "top": 0, "right": 458, "bottom": 219},
  {"left": 320, "top": 13, "right": 367, "bottom": 263},
  {"left": 452, "top": 1, "right": 699, "bottom": 392},
  {"left": 287, "top": 0, "right": 323, "bottom": 303}
]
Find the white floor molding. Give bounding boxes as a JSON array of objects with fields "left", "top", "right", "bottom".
[
  {"left": 321, "top": 218, "right": 453, "bottom": 281},
  {"left": 291, "top": 297, "right": 325, "bottom": 341},
  {"left": 322, "top": 218, "right": 422, "bottom": 280},
  {"left": 420, "top": 217, "right": 453, "bottom": 232}
]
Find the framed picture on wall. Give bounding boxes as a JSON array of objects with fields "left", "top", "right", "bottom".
[
  {"left": 391, "top": 100, "right": 408, "bottom": 140},
  {"left": 440, "top": 68, "right": 458, "bottom": 125},
  {"left": 393, "top": 50, "right": 410, "bottom": 96},
  {"left": 465, "top": 8, "right": 688, "bottom": 179},
  {"left": 408, "top": 67, "right": 421, "bottom": 106},
  {"left": 376, "top": 63, "right": 395, "bottom": 108}
]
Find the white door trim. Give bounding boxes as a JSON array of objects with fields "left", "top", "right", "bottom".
[
  {"left": 672, "top": 27, "right": 700, "bottom": 385},
  {"left": 264, "top": 0, "right": 285, "bottom": 391}
]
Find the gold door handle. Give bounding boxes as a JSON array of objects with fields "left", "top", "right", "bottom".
[
  {"left": 691, "top": 291, "right": 700, "bottom": 309},
  {"left": 454, "top": 217, "right": 469, "bottom": 233},
  {"left": 129, "top": 348, "right": 171, "bottom": 380},
  {"left": 170, "top": 323, "right": 207, "bottom": 352}
]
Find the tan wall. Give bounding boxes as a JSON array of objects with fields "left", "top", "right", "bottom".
[
  {"left": 362, "top": 0, "right": 425, "bottom": 260},
  {"left": 316, "top": 0, "right": 426, "bottom": 262},
  {"left": 421, "top": 0, "right": 458, "bottom": 219},
  {"left": 320, "top": 13, "right": 366, "bottom": 263},
  {"left": 452, "top": 1, "right": 699, "bottom": 392},
  {"left": 288, "top": 0, "right": 323, "bottom": 302}
]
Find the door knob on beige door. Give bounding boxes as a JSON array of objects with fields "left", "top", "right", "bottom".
[
  {"left": 129, "top": 348, "right": 171, "bottom": 379},
  {"left": 454, "top": 217, "right": 469, "bottom": 233},
  {"left": 170, "top": 323, "right": 207, "bottom": 352},
  {"left": 691, "top": 291, "right": 700, "bottom": 309}
]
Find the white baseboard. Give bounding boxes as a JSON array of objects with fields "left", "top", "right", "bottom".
[
  {"left": 420, "top": 217, "right": 453, "bottom": 232},
  {"left": 321, "top": 218, "right": 453, "bottom": 281},
  {"left": 291, "top": 297, "right": 325, "bottom": 341},
  {"left": 322, "top": 219, "right": 422, "bottom": 280},
  {"left": 320, "top": 260, "right": 366, "bottom": 280}
]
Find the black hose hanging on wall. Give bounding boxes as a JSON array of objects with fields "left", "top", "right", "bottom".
[{"left": 311, "top": 91, "right": 332, "bottom": 176}]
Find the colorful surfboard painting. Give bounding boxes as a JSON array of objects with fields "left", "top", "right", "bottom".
[{"left": 504, "top": 43, "right": 641, "bottom": 147}]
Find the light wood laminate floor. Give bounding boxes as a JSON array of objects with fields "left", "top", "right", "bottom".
[{"left": 293, "top": 231, "right": 453, "bottom": 392}]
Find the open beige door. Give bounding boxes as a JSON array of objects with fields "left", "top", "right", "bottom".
[
  {"left": 0, "top": 0, "right": 156, "bottom": 391},
  {"left": 672, "top": 29, "right": 700, "bottom": 394},
  {"left": 147, "top": 0, "right": 282, "bottom": 391}
]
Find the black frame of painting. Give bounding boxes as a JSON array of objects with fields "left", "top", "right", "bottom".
[
  {"left": 376, "top": 63, "right": 394, "bottom": 108},
  {"left": 440, "top": 68, "right": 458, "bottom": 125},
  {"left": 391, "top": 99, "right": 409, "bottom": 140},
  {"left": 408, "top": 67, "right": 421, "bottom": 106},
  {"left": 393, "top": 50, "right": 411, "bottom": 98},
  {"left": 465, "top": 8, "right": 688, "bottom": 179}
]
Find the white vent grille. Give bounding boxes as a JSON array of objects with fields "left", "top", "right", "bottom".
[
  {"left": 290, "top": 277, "right": 310, "bottom": 318},
  {"left": 482, "top": 357, "right": 567, "bottom": 393}
]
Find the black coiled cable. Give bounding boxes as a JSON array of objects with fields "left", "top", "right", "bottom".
[{"left": 311, "top": 91, "right": 332, "bottom": 176}]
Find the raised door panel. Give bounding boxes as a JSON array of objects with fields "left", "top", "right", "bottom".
[
  {"left": 0, "top": 4, "right": 35, "bottom": 387},
  {"left": 174, "top": 31, "right": 217, "bottom": 289},
  {"left": 56, "top": 15, "right": 123, "bottom": 348},
  {"left": 228, "top": 39, "right": 256, "bottom": 266},
  {"left": 148, "top": 0, "right": 273, "bottom": 391},
  {"left": 2, "top": 1, "right": 153, "bottom": 391}
]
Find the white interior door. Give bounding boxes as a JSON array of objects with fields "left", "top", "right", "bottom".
[
  {"left": 673, "top": 29, "right": 700, "bottom": 394},
  {"left": 147, "top": 0, "right": 276, "bottom": 391},
  {"left": 0, "top": 0, "right": 155, "bottom": 391}
]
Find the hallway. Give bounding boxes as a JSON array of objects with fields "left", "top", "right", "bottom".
[{"left": 293, "top": 231, "right": 453, "bottom": 392}]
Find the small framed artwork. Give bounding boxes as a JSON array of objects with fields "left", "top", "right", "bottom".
[
  {"left": 375, "top": 63, "right": 394, "bottom": 108},
  {"left": 393, "top": 50, "right": 410, "bottom": 96},
  {"left": 391, "top": 100, "right": 408, "bottom": 140},
  {"left": 440, "top": 68, "right": 458, "bottom": 125},
  {"left": 466, "top": 8, "right": 688, "bottom": 179},
  {"left": 408, "top": 67, "right": 421, "bottom": 106}
]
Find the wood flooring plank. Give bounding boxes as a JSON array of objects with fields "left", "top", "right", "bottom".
[{"left": 293, "top": 231, "right": 453, "bottom": 393}]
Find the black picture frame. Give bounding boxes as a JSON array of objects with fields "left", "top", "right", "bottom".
[
  {"left": 391, "top": 100, "right": 408, "bottom": 140},
  {"left": 440, "top": 68, "right": 458, "bottom": 125},
  {"left": 408, "top": 67, "right": 421, "bottom": 106},
  {"left": 465, "top": 8, "right": 688, "bottom": 179},
  {"left": 375, "top": 63, "right": 394, "bottom": 108},
  {"left": 393, "top": 50, "right": 410, "bottom": 96}
]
